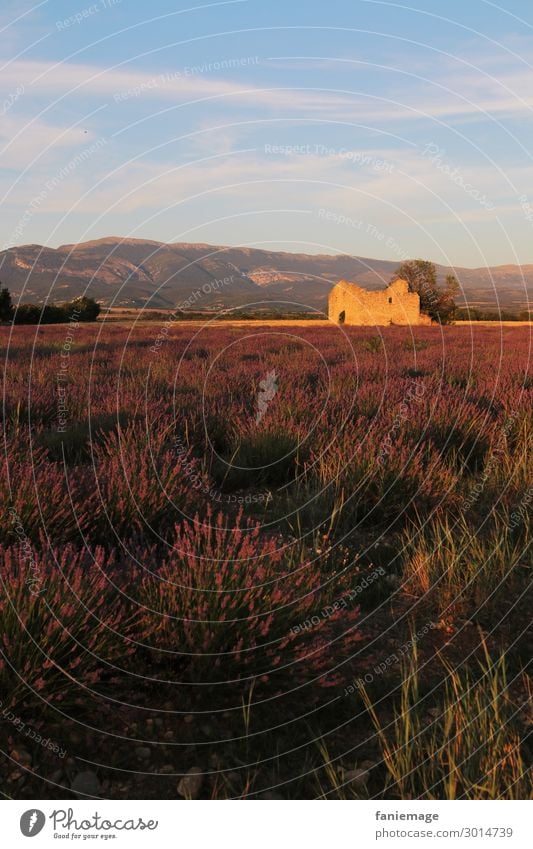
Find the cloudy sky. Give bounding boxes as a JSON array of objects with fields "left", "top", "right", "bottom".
[{"left": 2, "top": 0, "right": 533, "bottom": 267}]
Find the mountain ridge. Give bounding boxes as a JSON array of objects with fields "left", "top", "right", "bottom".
[{"left": 1, "top": 239, "right": 531, "bottom": 310}]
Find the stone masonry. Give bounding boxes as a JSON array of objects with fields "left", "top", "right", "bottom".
[{"left": 328, "top": 277, "right": 432, "bottom": 326}]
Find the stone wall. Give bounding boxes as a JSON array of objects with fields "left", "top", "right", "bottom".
[{"left": 328, "top": 277, "right": 432, "bottom": 326}]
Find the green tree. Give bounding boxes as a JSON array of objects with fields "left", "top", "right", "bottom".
[
  {"left": 394, "top": 260, "right": 458, "bottom": 324},
  {"left": 64, "top": 296, "right": 101, "bottom": 321},
  {"left": 0, "top": 286, "right": 13, "bottom": 322},
  {"left": 439, "top": 274, "right": 460, "bottom": 324}
]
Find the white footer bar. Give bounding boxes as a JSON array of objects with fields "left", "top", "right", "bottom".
[{"left": 3, "top": 799, "right": 532, "bottom": 848}]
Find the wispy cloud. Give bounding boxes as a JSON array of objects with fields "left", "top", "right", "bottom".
[
  {"left": 5, "top": 54, "right": 533, "bottom": 127},
  {"left": 0, "top": 113, "right": 92, "bottom": 170}
]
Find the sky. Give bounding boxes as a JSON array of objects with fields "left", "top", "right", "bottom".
[{"left": 2, "top": 0, "right": 533, "bottom": 268}]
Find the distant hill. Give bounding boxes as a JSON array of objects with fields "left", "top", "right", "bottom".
[{"left": 0, "top": 238, "right": 531, "bottom": 310}]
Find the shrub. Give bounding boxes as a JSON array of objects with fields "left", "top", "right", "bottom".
[
  {"left": 0, "top": 439, "right": 87, "bottom": 546},
  {"left": 215, "top": 430, "right": 301, "bottom": 490},
  {"left": 0, "top": 544, "right": 134, "bottom": 710},
  {"left": 133, "top": 510, "right": 363, "bottom": 686},
  {"left": 86, "top": 421, "right": 201, "bottom": 543}
]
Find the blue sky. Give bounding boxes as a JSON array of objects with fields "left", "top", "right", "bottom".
[{"left": 2, "top": 0, "right": 533, "bottom": 267}]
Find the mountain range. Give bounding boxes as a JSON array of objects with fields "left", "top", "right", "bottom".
[{"left": 0, "top": 237, "right": 531, "bottom": 311}]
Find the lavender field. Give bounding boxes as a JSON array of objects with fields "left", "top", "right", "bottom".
[{"left": 1, "top": 320, "right": 531, "bottom": 799}]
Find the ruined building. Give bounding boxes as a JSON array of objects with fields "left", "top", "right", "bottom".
[{"left": 328, "top": 277, "right": 432, "bottom": 326}]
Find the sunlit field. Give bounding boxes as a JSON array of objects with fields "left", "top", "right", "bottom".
[{"left": 1, "top": 321, "right": 531, "bottom": 799}]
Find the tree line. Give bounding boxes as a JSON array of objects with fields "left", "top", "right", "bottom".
[{"left": 0, "top": 287, "right": 101, "bottom": 324}]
